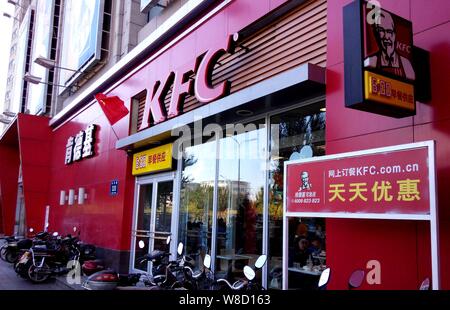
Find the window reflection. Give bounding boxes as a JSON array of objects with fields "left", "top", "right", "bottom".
[
  {"left": 268, "top": 105, "right": 326, "bottom": 289},
  {"left": 216, "top": 120, "right": 266, "bottom": 282},
  {"left": 178, "top": 141, "right": 215, "bottom": 269},
  {"left": 176, "top": 103, "right": 326, "bottom": 289}
]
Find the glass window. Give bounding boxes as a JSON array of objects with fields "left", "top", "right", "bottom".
[
  {"left": 268, "top": 103, "right": 326, "bottom": 289},
  {"left": 178, "top": 140, "right": 216, "bottom": 269},
  {"left": 216, "top": 119, "right": 266, "bottom": 282}
]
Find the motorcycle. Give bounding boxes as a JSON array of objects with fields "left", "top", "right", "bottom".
[
  {"left": 0, "top": 235, "right": 22, "bottom": 262},
  {"left": 214, "top": 254, "right": 268, "bottom": 291},
  {"left": 82, "top": 236, "right": 173, "bottom": 290},
  {"left": 17, "top": 232, "right": 81, "bottom": 283},
  {"left": 182, "top": 254, "right": 212, "bottom": 290},
  {"left": 3, "top": 231, "right": 49, "bottom": 264}
]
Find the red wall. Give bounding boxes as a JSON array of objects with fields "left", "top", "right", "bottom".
[
  {"left": 18, "top": 114, "right": 53, "bottom": 234},
  {"left": 47, "top": 103, "right": 134, "bottom": 251},
  {"left": 326, "top": 0, "right": 450, "bottom": 289},
  {"left": 0, "top": 144, "right": 20, "bottom": 235},
  {"left": 0, "top": 115, "right": 51, "bottom": 236}
]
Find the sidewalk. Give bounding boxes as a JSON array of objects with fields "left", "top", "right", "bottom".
[
  {"left": 0, "top": 258, "right": 85, "bottom": 290},
  {"left": 54, "top": 273, "right": 86, "bottom": 290}
]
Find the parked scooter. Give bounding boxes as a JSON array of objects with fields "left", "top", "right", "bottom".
[
  {"left": 82, "top": 236, "right": 173, "bottom": 290},
  {"left": 182, "top": 253, "right": 212, "bottom": 290},
  {"left": 0, "top": 235, "right": 23, "bottom": 262},
  {"left": 3, "top": 230, "right": 49, "bottom": 264},
  {"left": 25, "top": 232, "right": 82, "bottom": 283},
  {"left": 147, "top": 242, "right": 196, "bottom": 290},
  {"left": 214, "top": 255, "right": 267, "bottom": 291}
]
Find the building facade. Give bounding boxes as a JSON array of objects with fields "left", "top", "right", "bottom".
[{"left": 0, "top": 0, "right": 449, "bottom": 290}]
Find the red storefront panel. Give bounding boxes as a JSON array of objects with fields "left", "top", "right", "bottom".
[
  {"left": 47, "top": 105, "right": 133, "bottom": 251},
  {"left": 19, "top": 115, "right": 52, "bottom": 234},
  {"left": 326, "top": 0, "right": 450, "bottom": 289},
  {"left": 0, "top": 146, "right": 20, "bottom": 235}
]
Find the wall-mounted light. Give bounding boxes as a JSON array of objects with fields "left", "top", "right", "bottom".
[
  {"left": 7, "top": 0, "right": 27, "bottom": 9},
  {"left": 2, "top": 12, "right": 20, "bottom": 21},
  {"left": 59, "top": 190, "right": 66, "bottom": 206},
  {"left": 23, "top": 72, "right": 69, "bottom": 88},
  {"left": 78, "top": 187, "right": 87, "bottom": 205},
  {"left": 34, "top": 56, "right": 79, "bottom": 72},
  {"left": 68, "top": 189, "right": 75, "bottom": 205}
]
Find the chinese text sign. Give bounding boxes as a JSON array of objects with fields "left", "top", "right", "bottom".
[{"left": 286, "top": 147, "right": 430, "bottom": 215}]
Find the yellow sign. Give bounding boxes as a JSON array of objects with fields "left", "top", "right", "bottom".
[
  {"left": 132, "top": 143, "right": 173, "bottom": 176},
  {"left": 364, "top": 71, "right": 415, "bottom": 111}
]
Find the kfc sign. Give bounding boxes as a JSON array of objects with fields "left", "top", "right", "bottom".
[
  {"left": 285, "top": 142, "right": 435, "bottom": 217},
  {"left": 138, "top": 35, "right": 235, "bottom": 131},
  {"left": 343, "top": 0, "right": 417, "bottom": 118}
]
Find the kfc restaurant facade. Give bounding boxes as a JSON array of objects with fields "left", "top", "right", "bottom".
[{"left": 0, "top": 0, "right": 449, "bottom": 290}]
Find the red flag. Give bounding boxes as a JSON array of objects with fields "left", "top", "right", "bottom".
[{"left": 95, "top": 93, "right": 129, "bottom": 125}]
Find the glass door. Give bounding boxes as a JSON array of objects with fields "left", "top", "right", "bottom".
[
  {"left": 152, "top": 180, "right": 173, "bottom": 256},
  {"left": 131, "top": 173, "right": 174, "bottom": 273}
]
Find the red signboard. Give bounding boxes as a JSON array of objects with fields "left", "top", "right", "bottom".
[{"left": 286, "top": 144, "right": 433, "bottom": 216}]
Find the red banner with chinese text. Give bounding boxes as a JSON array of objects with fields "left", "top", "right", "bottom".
[{"left": 286, "top": 147, "right": 430, "bottom": 215}]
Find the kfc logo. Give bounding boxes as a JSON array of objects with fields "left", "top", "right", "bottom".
[
  {"left": 300, "top": 171, "right": 312, "bottom": 191},
  {"left": 364, "top": 6, "right": 415, "bottom": 81}
]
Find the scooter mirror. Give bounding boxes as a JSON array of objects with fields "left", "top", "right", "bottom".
[
  {"left": 204, "top": 254, "right": 211, "bottom": 269},
  {"left": 348, "top": 269, "right": 365, "bottom": 289},
  {"left": 166, "top": 236, "right": 171, "bottom": 245},
  {"left": 419, "top": 277, "right": 430, "bottom": 290},
  {"left": 29, "top": 228, "right": 34, "bottom": 233},
  {"left": 52, "top": 232, "right": 59, "bottom": 237},
  {"left": 243, "top": 266, "right": 256, "bottom": 281},
  {"left": 177, "top": 242, "right": 184, "bottom": 255},
  {"left": 138, "top": 240, "right": 145, "bottom": 249},
  {"left": 318, "top": 267, "right": 331, "bottom": 288},
  {"left": 255, "top": 255, "right": 267, "bottom": 269}
]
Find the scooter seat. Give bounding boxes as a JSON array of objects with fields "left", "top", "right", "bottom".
[
  {"left": 191, "top": 270, "right": 203, "bottom": 279},
  {"left": 146, "top": 250, "right": 166, "bottom": 261}
]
